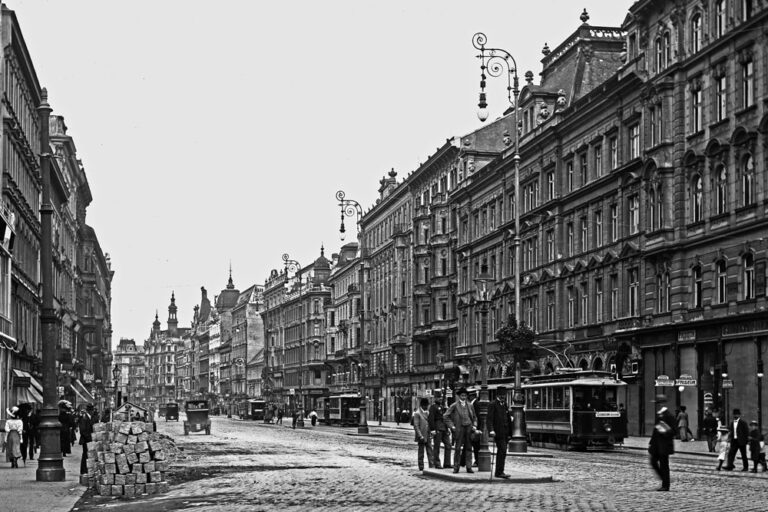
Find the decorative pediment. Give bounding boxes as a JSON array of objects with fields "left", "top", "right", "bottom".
[
  {"left": 587, "top": 255, "right": 603, "bottom": 268},
  {"left": 457, "top": 297, "right": 468, "bottom": 308},
  {"left": 619, "top": 242, "right": 640, "bottom": 258},
  {"left": 502, "top": 282, "right": 514, "bottom": 294},
  {"left": 603, "top": 250, "right": 618, "bottom": 264},
  {"left": 561, "top": 263, "right": 574, "bottom": 277},
  {"left": 573, "top": 259, "right": 587, "bottom": 273},
  {"left": 704, "top": 138, "right": 729, "bottom": 158},
  {"left": 540, "top": 269, "right": 555, "bottom": 282}
]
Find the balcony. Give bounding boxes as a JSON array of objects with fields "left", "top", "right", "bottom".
[
  {"left": 414, "top": 243, "right": 430, "bottom": 257},
  {"left": 414, "top": 205, "right": 430, "bottom": 219},
  {"left": 430, "top": 232, "right": 450, "bottom": 247},
  {"left": 389, "top": 334, "right": 408, "bottom": 349},
  {"left": 414, "top": 283, "right": 431, "bottom": 296}
]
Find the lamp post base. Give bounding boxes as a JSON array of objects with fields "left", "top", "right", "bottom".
[
  {"left": 508, "top": 403, "right": 527, "bottom": 453},
  {"left": 477, "top": 385, "right": 491, "bottom": 471},
  {"left": 35, "top": 407, "right": 65, "bottom": 482}
]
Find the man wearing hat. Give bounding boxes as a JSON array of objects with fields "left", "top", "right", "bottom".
[
  {"left": 488, "top": 386, "right": 514, "bottom": 479},
  {"left": 443, "top": 387, "right": 478, "bottom": 473},
  {"left": 648, "top": 394, "right": 676, "bottom": 491},
  {"left": 78, "top": 404, "right": 96, "bottom": 475},
  {"left": 427, "top": 390, "right": 451, "bottom": 469},
  {"left": 725, "top": 408, "right": 749, "bottom": 471}
]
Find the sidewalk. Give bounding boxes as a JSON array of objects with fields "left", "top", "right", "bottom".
[
  {"left": 618, "top": 435, "right": 716, "bottom": 456},
  {"left": 0, "top": 450, "right": 86, "bottom": 512}
]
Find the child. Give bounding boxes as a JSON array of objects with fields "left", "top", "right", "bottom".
[
  {"left": 747, "top": 420, "right": 767, "bottom": 473},
  {"left": 716, "top": 425, "right": 730, "bottom": 471}
]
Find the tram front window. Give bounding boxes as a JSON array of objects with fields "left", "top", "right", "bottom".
[{"left": 574, "top": 387, "right": 618, "bottom": 411}]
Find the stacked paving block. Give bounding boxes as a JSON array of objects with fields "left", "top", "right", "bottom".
[{"left": 85, "top": 415, "right": 173, "bottom": 497}]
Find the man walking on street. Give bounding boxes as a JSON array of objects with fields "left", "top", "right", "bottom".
[
  {"left": 488, "top": 386, "right": 514, "bottom": 479},
  {"left": 427, "top": 391, "right": 450, "bottom": 469},
  {"left": 701, "top": 410, "right": 718, "bottom": 453},
  {"left": 78, "top": 404, "right": 95, "bottom": 476},
  {"left": 412, "top": 398, "right": 433, "bottom": 471},
  {"left": 725, "top": 408, "right": 750, "bottom": 471},
  {"left": 648, "top": 394, "right": 676, "bottom": 491},
  {"left": 443, "top": 387, "right": 478, "bottom": 474}
]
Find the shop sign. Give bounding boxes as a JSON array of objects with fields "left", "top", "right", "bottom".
[
  {"left": 83, "top": 371, "right": 94, "bottom": 383},
  {"left": 655, "top": 375, "right": 675, "bottom": 387},
  {"left": 12, "top": 376, "right": 30, "bottom": 388},
  {"left": 677, "top": 330, "right": 696, "bottom": 342},
  {"left": 288, "top": 388, "right": 295, "bottom": 395},
  {"left": 675, "top": 374, "right": 697, "bottom": 387},
  {"left": 703, "top": 392, "right": 713, "bottom": 407},
  {"left": 722, "top": 379, "right": 734, "bottom": 389},
  {"left": 595, "top": 411, "right": 621, "bottom": 418}
]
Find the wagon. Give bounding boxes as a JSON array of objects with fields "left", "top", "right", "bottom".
[{"left": 183, "top": 400, "right": 211, "bottom": 435}]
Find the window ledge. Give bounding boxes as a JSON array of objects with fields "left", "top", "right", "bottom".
[
  {"left": 735, "top": 203, "right": 757, "bottom": 214},
  {"left": 709, "top": 118, "right": 730, "bottom": 130},
  {"left": 686, "top": 220, "right": 705, "bottom": 229},
  {"left": 736, "top": 298, "right": 757, "bottom": 305},
  {"left": 686, "top": 130, "right": 705, "bottom": 141},
  {"left": 710, "top": 303, "right": 728, "bottom": 309},
  {"left": 736, "top": 104, "right": 758, "bottom": 117}
]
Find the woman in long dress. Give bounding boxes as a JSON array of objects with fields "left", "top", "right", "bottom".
[
  {"left": 677, "top": 405, "right": 691, "bottom": 442},
  {"left": 5, "top": 406, "right": 24, "bottom": 468}
]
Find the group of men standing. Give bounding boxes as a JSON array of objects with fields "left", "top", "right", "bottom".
[{"left": 412, "top": 386, "right": 516, "bottom": 479}]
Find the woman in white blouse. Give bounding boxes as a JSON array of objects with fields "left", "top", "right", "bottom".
[{"left": 5, "top": 406, "right": 24, "bottom": 468}]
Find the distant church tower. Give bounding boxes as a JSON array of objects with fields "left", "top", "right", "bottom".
[
  {"left": 152, "top": 310, "right": 161, "bottom": 338},
  {"left": 167, "top": 292, "right": 179, "bottom": 336}
]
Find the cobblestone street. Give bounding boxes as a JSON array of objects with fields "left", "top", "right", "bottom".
[{"left": 69, "top": 416, "right": 767, "bottom": 512}]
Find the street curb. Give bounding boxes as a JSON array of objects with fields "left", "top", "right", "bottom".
[
  {"left": 621, "top": 445, "right": 718, "bottom": 457},
  {"left": 421, "top": 468, "right": 553, "bottom": 484}
]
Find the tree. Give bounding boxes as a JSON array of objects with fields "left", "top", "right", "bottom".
[{"left": 494, "top": 315, "right": 536, "bottom": 372}]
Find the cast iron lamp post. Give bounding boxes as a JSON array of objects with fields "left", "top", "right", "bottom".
[
  {"left": 472, "top": 32, "right": 527, "bottom": 453},
  {"left": 336, "top": 190, "right": 370, "bottom": 434},
  {"left": 36, "top": 88, "right": 65, "bottom": 482},
  {"left": 112, "top": 364, "right": 121, "bottom": 417},
  {"left": 283, "top": 253, "right": 305, "bottom": 427},
  {"left": 473, "top": 269, "right": 493, "bottom": 472}
]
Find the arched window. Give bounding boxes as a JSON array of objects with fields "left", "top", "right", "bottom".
[
  {"left": 716, "top": 166, "right": 728, "bottom": 215},
  {"left": 579, "top": 359, "right": 589, "bottom": 371},
  {"left": 649, "top": 188, "right": 657, "bottom": 230},
  {"left": 692, "top": 266, "right": 703, "bottom": 308},
  {"left": 691, "top": 13, "right": 702, "bottom": 53},
  {"left": 593, "top": 358, "right": 604, "bottom": 371},
  {"left": 663, "top": 31, "right": 671, "bottom": 67},
  {"left": 716, "top": 260, "right": 728, "bottom": 304},
  {"left": 743, "top": 253, "right": 755, "bottom": 300},
  {"left": 655, "top": 37, "right": 663, "bottom": 73},
  {"left": 691, "top": 175, "right": 703, "bottom": 222},
  {"left": 742, "top": 154, "right": 755, "bottom": 206}
]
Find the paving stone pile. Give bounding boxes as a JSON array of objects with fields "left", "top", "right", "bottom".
[{"left": 85, "top": 415, "right": 172, "bottom": 497}]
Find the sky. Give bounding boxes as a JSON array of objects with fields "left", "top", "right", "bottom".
[{"left": 8, "top": 0, "right": 635, "bottom": 345}]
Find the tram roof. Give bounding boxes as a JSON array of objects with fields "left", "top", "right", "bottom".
[{"left": 524, "top": 370, "right": 626, "bottom": 387}]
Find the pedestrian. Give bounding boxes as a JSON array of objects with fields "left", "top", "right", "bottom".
[
  {"left": 443, "top": 387, "right": 478, "bottom": 474},
  {"left": 291, "top": 409, "right": 298, "bottom": 429},
  {"left": 677, "top": 405, "right": 691, "bottom": 442},
  {"left": 19, "top": 404, "right": 33, "bottom": 464},
  {"left": 724, "top": 408, "right": 749, "bottom": 471},
  {"left": 412, "top": 398, "right": 433, "bottom": 471},
  {"left": 276, "top": 408, "right": 283, "bottom": 425},
  {"left": 702, "top": 409, "right": 718, "bottom": 453},
  {"left": 58, "top": 403, "right": 72, "bottom": 457},
  {"left": 309, "top": 409, "right": 318, "bottom": 427},
  {"left": 488, "top": 386, "right": 514, "bottom": 479},
  {"left": 618, "top": 403, "right": 628, "bottom": 438},
  {"left": 427, "top": 391, "right": 451, "bottom": 469},
  {"left": 715, "top": 425, "right": 730, "bottom": 471},
  {"left": 395, "top": 407, "right": 401, "bottom": 427},
  {"left": 78, "top": 404, "right": 95, "bottom": 475},
  {"left": 648, "top": 394, "right": 676, "bottom": 491},
  {"left": 5, "top": 406, "right": 23, "bottom": 468},
  {"left": 748, "top": 420, "right": 767, "bottom": 473}
]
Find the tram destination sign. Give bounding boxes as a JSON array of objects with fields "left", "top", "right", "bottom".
[
  {"left": 655, "top": 375, "right": 675, "bottom": 387},
  {"left": 595, "top": 411, "right": 621, "bottom": 418}
]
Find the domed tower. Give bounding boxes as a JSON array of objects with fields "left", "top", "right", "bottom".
[
  {"left": 313, "top": 245, "right": 331, "bottom": 285},
  {"left": 152, "top": 310, "right": 161, "bottom": 337},
  {"left": 167, "top": 291, "right": 179, "bottom": 336}
]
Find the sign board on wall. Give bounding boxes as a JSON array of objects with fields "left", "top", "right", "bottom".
[
  {"left": 655, "top": 375, "right": 675, "bottom": 387},
  {"left": 722, "top": 379, "right": 734, "bottom": 389},
  {"left": 675, "top": 374, "right": 697, "bottom": 387}
]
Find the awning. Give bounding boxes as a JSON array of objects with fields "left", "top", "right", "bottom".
[
  {"left": 70, "top": 379, "right": 95, "bottom": 404},
  {"left": 12, "top": 369, "right": 43, "bottom": 404}
]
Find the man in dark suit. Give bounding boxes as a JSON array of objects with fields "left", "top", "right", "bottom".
[
  {"left": 488, "top": 386, "right": 514, "bottom": 479},
  {"left": 427, "top": 391, "right": 451, "bottom": 469},
  {"left": 648, "top": 394, "right": 676, "bottom": 491},
  {"left": 725, "top": 408, "right": 750, "bottom": 471},
  {"left": 78, "top": 404, "right": 96, "bottom": 475}
]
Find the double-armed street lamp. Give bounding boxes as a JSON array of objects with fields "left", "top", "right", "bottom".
[
  {"left": 283, "top": 253, "right": 305, "bottom": 428},
  {"left": 472, "top": 32, "right": 527, "bottom": 453},
  {"left": 336, "top": 189, "right": 370, "bottom": 435}
]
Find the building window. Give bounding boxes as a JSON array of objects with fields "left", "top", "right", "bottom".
[
  {"left": 595, "top": 210, "right": 603, "bottom": 247},
  {"left": 580, "top": 217, "right": 588, "bottom": 253},
  {"left": 741, "top": 55, "right": 754, "bottom": 108},
  {"left": 567, "top": 223, "right": 574, "bottom": 256},
  {"left": 610, "top": 204, "right": 618, "bottom": 242},
  {"left": 649, "top": 106, "right": 658, "bottom": 146},
  {"left": 580, "top": 153, "right": 588, "bottom": 185},
  {"left": 567, "top": 161, "right": 574, "bottom": 192},
  {"left": 656, "top": 272, "right": 670, "bottom": 313},
  {"left": 716, "top": 260, "right": 727, "bottom": 304},
  {"left": 594, "top": 145, "right": 602, "bottom": 178},
  {"left": 715, "top": 74, "right": 727, "bottom": 122},
  {"left": 715, "top": 166, "right": 727, "bottom": 215},
  {"left": 546, "top": 229, "right": 555, "bottom": 261},
  {"left": 628, "top": 268, "right": 639, "bottom": 317},
  {"left": 580, "top": 282, "right": 589, "bottom": 325},
  {"left": 610, "top": 274, "right": 618, "bottom": 320},
  {"left": 609, "top": 136, "right": 618, "bottom": 169},
  {"left": 742, "top": 0, "right": 753, "bottom": 20},
  {"left": 628, "top": 195, "right": 639, "bottom": 235},
  {"left": 692, "top": 266, "right": 702, "bottom": 308},
  {"left": 547, "top": 171, "right": 555, "bottom": 200},
  {"left": 691, "top": 86, "right": 703, "bottom": 133},
  {"left": 546, "top": 291, "right": 555, "bottom": 331},
  {"left": 655, "top": 36, "right": 663, "bottom": 73},
  {"left": 691, "top": 175, "right": 703, "bottom": 223},
  {"left": 716, "top": 0, "right": 727, "bottom": 37},
  {"left": 595, "top": 278, "right": 603, "bottom": 323},
  {"left": 628, "top": 124, "right": 640, "bottom": 159},
  {"left": 691, "top": 13, "right": 702, "bottom": 53},
  {"left": 742, "top": 154, "right": 755, "bottom": 206},
  {"left": 567, "top": 286, "right": 576, "bottom": 327},
  {"left": 743, "top": 253, "right": 755, "bottom": 300}
]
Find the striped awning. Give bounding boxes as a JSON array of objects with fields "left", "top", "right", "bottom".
[
  {"left": 12, "top": 369, "right": 43, "bottom": 404},
  {"left": 70, "top": 378, "right": 95, "bottom": 404}
]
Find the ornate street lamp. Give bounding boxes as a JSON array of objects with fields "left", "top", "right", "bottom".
[
  {"left": 336, "top": 190, "right": 370, "bottom": 435},
  {"left": 472, "top": 32, "right": 527, "bottom": 453},
  {"left": 283, "top": 253, "right": 304, "bottom": 428},
  {"left": 473, "top": 268, "right": 493, "bottom": 472},
  {"left": 36, "top": 89, "right": 65, "bottom": 482}
]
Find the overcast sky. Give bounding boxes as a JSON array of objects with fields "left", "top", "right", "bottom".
[{"left": 10, "top": 0, "right": 634, "bottom": 344}]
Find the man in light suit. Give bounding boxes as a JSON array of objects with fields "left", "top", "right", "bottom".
[{"left": 443, "top": 387, "right": 478, "bottom": 474}]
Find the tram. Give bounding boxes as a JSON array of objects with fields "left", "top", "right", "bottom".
[
  {"left": 467, "top": 369, "right": 627, "bottom": 450},
  {"left": 318, "top": 394, "right": 360, "bottom": 426}
]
